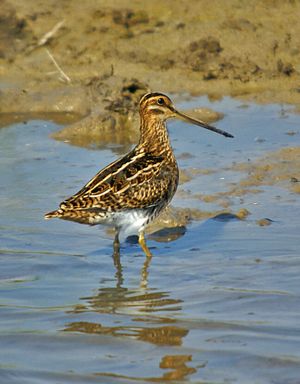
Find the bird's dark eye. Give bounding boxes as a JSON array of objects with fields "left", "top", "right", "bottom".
[{"left": 157, "top": 97, "right": 164, "bottom": 105}]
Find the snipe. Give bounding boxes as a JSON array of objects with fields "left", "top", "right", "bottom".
[{"left": 45, "top": 92, "right": 233, "bottom": 256}]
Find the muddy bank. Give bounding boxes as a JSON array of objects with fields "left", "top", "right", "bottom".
[{"left": 1, "top": 0, "right": 300, "bottom": 123}]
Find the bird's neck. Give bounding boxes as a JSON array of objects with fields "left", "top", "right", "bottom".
[{"left": 139, "top": 117, "right": 174, "bottom": 157}]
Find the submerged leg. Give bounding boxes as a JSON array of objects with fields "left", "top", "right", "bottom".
[{"left": 138, "top": 231, "right": 152, "bottom": 258}]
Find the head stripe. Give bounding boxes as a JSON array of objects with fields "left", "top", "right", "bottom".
[{"left": 140, "top": 92, "right": 168, "bottom": 105}]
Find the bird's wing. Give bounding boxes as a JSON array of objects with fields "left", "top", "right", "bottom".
[{"left": 59, "top": 149, "right": 172, "bottom": 212}]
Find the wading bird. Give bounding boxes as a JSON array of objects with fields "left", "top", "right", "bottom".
[{"left": 45, "top": 92, "right": 233, "bottom": 256}]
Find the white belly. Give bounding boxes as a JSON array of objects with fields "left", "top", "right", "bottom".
[{"left": 106, "top": 209, "right": 149, "bottom": 237}]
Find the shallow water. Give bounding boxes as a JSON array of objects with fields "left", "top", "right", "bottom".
[{"left": 1, "top": 97, "right": 300, "bottom": 384}]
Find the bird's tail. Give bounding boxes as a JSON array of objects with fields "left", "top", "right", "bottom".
[{"left": 44, "top": 209, "right": 64, "bottom": 220}]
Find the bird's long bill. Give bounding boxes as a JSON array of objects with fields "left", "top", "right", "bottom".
[{"left": 174, "top": 109, "right": 234, "bottom": 138}]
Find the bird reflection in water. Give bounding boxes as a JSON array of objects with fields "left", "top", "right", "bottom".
[
  {"left": 64, "top": 321, "right": 198, "bottom": 381},
  {"left": 159, "top": 355, "right": 198, "bottom": 381},
  {"left": 64, "top": 236, "right": 200, "bottom": 382}
]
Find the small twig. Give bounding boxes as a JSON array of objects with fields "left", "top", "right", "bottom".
[
  {"left": 45, "top": 48, "right": 71, "bottom": 84},
  {"left": 37, "top": 19, "right": 65, "bottom": 48}
]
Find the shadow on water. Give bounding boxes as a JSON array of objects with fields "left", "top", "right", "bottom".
[{"left": 149, "top": 212, "right": 239, "bottom": 251}]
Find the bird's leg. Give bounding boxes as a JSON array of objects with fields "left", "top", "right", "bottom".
[
  {"left": 138, "top": 231, "right": 152, "bottom": 258},
  {"left": 138, "top": 230, "right": 152, "bottom": 288},
  {"left": 112, "top": 230, "right": 123, "bottom": 287}
]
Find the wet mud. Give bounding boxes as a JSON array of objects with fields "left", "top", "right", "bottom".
[
  {"left": 232, "top": 146, "right": 300, "bottom": 194},
  {"left": 1, "top": 0, "right": 300, "bottom": 118}
]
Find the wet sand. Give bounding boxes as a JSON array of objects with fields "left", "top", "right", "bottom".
[{"left": 1, "top": 0, "right": 300, "bottom": 116}]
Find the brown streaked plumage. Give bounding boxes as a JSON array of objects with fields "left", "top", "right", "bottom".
[{"left": 45, "top": 92, "right": 233, "bottom": 256}]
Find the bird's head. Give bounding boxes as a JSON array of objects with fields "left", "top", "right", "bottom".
[{"left": 139, "top": 92, "right": 234, "bottom": 138}]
